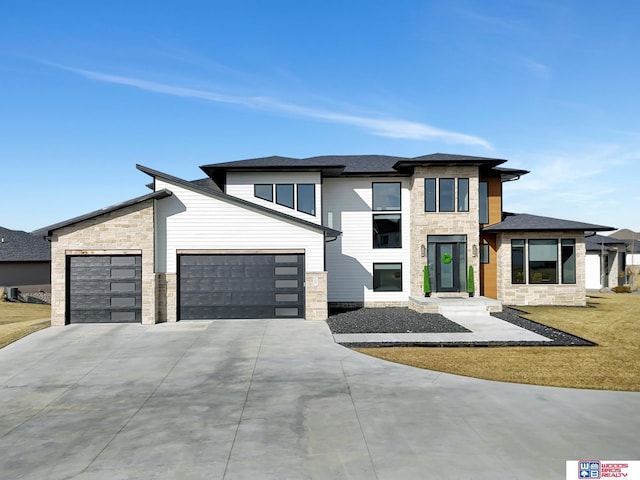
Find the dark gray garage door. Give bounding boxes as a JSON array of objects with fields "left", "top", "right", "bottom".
[
  {"left": 67, "top": 255, "right": 142, "bottom": 323},
  {"left": 178, "top": 253, "right": 305, "bottom": 319}
]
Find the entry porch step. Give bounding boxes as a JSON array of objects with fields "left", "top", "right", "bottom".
[{"left": 408, "top": 296, "right": 502, "bottom": 314}]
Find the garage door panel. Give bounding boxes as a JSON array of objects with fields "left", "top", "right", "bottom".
[
  {"left": 178, "top": 253, "right": 304, "bottom": 320},
  {"left": 68, "top": 255, "right": 142, "bottom": 324}
]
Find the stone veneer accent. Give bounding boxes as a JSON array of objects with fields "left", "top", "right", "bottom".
[
  {"left": 305, "top": 271, "right": 328, "bottom": 320},
  {"left": 155, "top": 273, "right": 177, "bottom": 322},
  {"left": 50, "top": 201, "right": 156, "bottom": 326},
  {"left": 303, "top": 271, "right": 328, "bottom": 320},
  {"left": 496, "top": 231, "right": 587, "bottom": 306},
  {"left": 409, "top": 166, "right": 481, "bottom": 297}
]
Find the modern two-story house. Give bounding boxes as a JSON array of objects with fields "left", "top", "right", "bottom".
[{"left": 37, "top": 154, "right": 613, "bottom": 325}]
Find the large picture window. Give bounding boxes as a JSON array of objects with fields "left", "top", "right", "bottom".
[
  {"left": 297, "top": 184, "right": 315, "bottom": 215},
  {"left": 529, "top": 239, "right": 558, "bottom": 284},
  {"left": 373, "top": 214, "right": 401, "bottom": 248},
  {"left": 373, "top": 263, "right": 402, "bottom": 291},
  {"left": 373, "top": 182, "right": 401, "bottom": 211}
]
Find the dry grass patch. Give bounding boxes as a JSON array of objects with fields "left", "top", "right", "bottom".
[
  {"left": 0, "top": 301, "right": 51, "bottom": 349},
  {"left": 356, "top": 293, "right": 640, "bottom": 391}
]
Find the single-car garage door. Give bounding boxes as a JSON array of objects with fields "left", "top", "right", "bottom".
[
  {"left": 67, "top": 255, "right": 142, "bottom": 323},
  {"left": 178, "top": 253, "right": 305, "bottom": 319}
]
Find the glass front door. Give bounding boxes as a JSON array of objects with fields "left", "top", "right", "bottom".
[{"left": 436, "top": 243, "right": 458, "bottom": 292}]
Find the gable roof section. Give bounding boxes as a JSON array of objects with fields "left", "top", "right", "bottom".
[
  {"left": 0, "top": 226, "right": 51, "bottom": 262},
  {"left": 34, "top": 190, "right": 172, "bottom": 237},
  {"left": 136, "top": 164, "right": 341, "bottom": 238},
  {"left": 200, "top": 153, "right": 518, "bottom": 178},
  {"left": 482, "top": 213, "right": 614, "bottom": 232}
]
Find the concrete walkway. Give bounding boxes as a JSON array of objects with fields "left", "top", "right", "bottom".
[
  {"left": 333, "top": 298, "right": 551, "bottom": 344},
  {"left": 1, "top": 320, "right": 638, "bottom": 479}
]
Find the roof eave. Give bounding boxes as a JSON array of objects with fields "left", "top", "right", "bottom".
[{"left": 34, "top": 189, "right": 172, "bottom": 237}]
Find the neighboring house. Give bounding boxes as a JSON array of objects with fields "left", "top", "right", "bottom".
[
  {"left": 608, "top": 229, "right": 640, "bottom": 290},
  {"left": 0, "top": 226, "right": 51, "bottom": 294},
  {"left": 609, "top": 229, "right": 640, "bottom": 265},
  {"left": 584, "top": 234, "right": 627, "bottom": 290},
  {"left": 36, "top": 153, "right": 614, "bottom": 325}
]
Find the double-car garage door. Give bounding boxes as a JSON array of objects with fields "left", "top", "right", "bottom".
[
  {"left": 178, "top": 253, "right": 305, "bottom": 320},
  {"left": 66, "top": 253, "right": 305, "bottom": 323}
]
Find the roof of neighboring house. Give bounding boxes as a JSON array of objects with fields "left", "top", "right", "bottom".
[
  {"left": 0, "top": 226, "right": 51, "bottom": 262},
  {"left": 136, "top": 164, "right": 342, "bottom": 238},
  {"left": 609, "top": 228, "right": 640, "bottom": 241},
  {"left": 200, "top": 153, "right": 521, "bottom": 179},
  {"left": 482, "top": 213, "right": 615, "bottom": 232},
  {"left": 585, "top": 233, "right": 627, "bottom": 252},
  {"left": 34, "top": 190, "right": 173, "bottom": 236}
]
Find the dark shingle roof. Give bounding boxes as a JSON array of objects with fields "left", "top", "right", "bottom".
[
  {"left": 0, "top": 227, "right": 51, "bottom": 262},
  {"left": 190, "top": 177, "right": 223, "bottom": 193},
  {"left": 483, "top": 213, "right": 614, "bottom": 233},
  {"left": 200, "top": 153, "right": 514, "bottom": 177},
  {"left": 34, "top": 190, "right": 173, "bottom": 236},
  {"left": 585, "top": 234, "right": 627, "bottom": 252}
]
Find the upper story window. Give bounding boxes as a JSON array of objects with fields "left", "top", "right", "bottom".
[
  {"left": 373, "top": 182, "right": 401, "bottom": 211},
  {"left": 297, "top": 184, "right": 315, "bottom": 215},
  {"left": 479, "top": 181, "right": 489, "bottom": 224},
  {"left": 424, "top": 178, "right": 470, "bottom": 213},
  {"left": 254, "top": 184, "right": 273, "bottom": 202},
  {"left": 254, "top": 183, "right": 316, "bottom": 216},
  {"left": 458, "top": 178, "right": 469, "bottom": 212},
  {"left": 275, "top": 184, "right": 294, "bottom": 209}
]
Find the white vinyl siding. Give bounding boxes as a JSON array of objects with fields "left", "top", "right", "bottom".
[
  {"left": 323, "top": 177, "right": 410, "bottom": 303},
  {"left": 154, "top": 180, "right": 325, "bottom": 274},
  {"left": 226, "top": 172, "right": 322, "bottom": 224},
  {"left": 585, "top": 253, "right": 602, "bottom": 290}
]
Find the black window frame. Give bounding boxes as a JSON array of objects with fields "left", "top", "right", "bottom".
[
  {"left": 511, "top": 239, "right": 526, "bottom": 284},
  {"left": 561, "top": 239, "right": 576, "bottom": 284},
  {"left": 480, "top": 243, "right": 490, "bottom": 264},
  {"left": 372, "top": 182, "right": 401, "bottom": 211},
  {"left": 296, "top": 184, "right": 316, "bottom": 216},
  {"left": 528, "top": 239, "right": 559, "bottom": 284},
  {"left": 424, "top": 178, "right": 436, "bottom": 212},
  {"left": 254, "top": 184, "right": 273, "bottom": 202},
  {"left": 479, "top": 181, "right": 489, "bottom": 224},
  {"left": 275, "top": 184, "right": 294, "bottom": 209},
  {"left": 372, "top": 214, "right": 402, "bottom": 249},
  {"left": 457, "top": 178, "right": 469, "bottom": 212},
  {"left": 373, "top": 263, "right": 403, "bottom": 292},
  {"left": 439, "top": 178, "right": 455, "bottom": 212}
]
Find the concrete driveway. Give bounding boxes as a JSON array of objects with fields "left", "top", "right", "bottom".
[{"left": 0, "top": 320, "right": 638, "bottom": 480}]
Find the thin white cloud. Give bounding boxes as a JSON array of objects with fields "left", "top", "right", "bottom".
[{"left": 52, "top": 64, "right": 492, "bottom": 149}]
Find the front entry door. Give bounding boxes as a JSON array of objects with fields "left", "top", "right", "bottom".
[{"left": 436, "top": 243, "right": 459, "bottom": 292}]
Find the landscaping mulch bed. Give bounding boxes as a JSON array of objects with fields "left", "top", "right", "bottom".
[
  {"left": 327, "top": 307, "right": 470, "bottom": 334},
  {"left": 327, "top": 306, "right": 596, "bottom": 348}
]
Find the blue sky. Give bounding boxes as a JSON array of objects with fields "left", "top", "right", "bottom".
[{"left": 1, "top": 0, "right": 639, "bottom": 232}]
